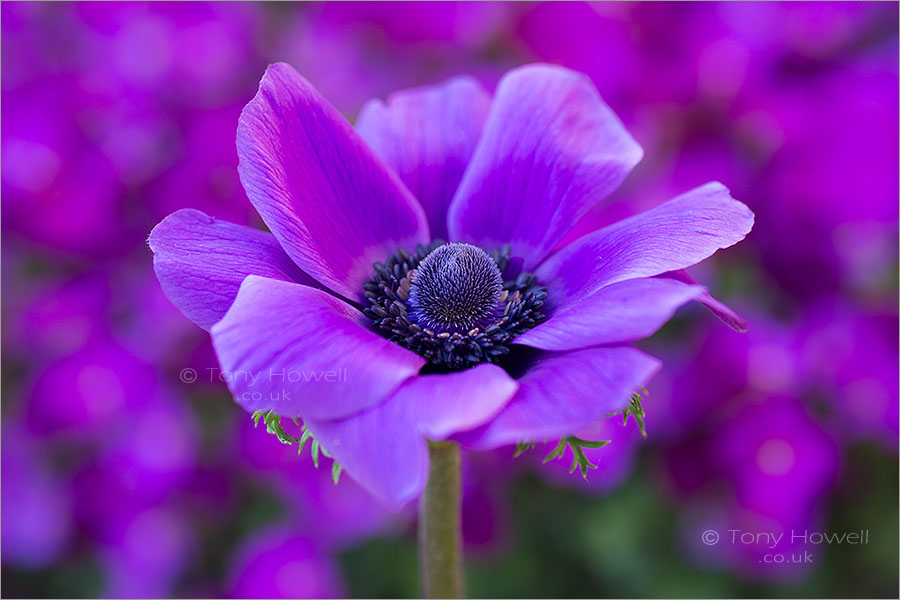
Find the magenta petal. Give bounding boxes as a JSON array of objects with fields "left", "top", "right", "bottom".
[
  {"left": 149, "top": 209, "right": 317, "bottom": 331},
  {"left": 356, "top": 76, "right": 491, "bottom": 240},
  {"left": 537, "top": 182, "right": 754, "bottom": 312},
  {"left": 237, "top": 63, "right": 429, "bottom": 302},
  {"left": 305, "top": 364, "right": 518, "bottom": 509},
  {"left": 447, "top": 63, "right": 642, "bottom": 269},
  {"left": 514, "top": 278, "right": 706, "bottom": 351},
  {"left": 456, "top": 346, "right": 660, "bottom": 450},
  {"left": 211, "top": 276, "right": 425, "bottom": 421}
]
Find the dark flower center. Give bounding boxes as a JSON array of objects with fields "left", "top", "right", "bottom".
[
  {"left": 407, "top": 243, "right": 503, "bottom": 334},
  {"left": 363, "top": 241, "right": 548, "bottom": 371}
]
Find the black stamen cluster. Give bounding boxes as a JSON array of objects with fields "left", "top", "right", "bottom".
[{"left": 363, "top": 241, "right": 548, "bottom": 371}]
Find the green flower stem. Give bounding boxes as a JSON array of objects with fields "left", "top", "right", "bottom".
[{"left": 419, "top": 440, "right": 464, "bottom": 598}]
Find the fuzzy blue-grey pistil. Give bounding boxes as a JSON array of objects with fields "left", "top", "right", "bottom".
[
  {"left": 407, "top": 243, "right": 504, "bottom": 334},
  {"left": 363, "top": 241, "right": 548, "bottom": 371}
]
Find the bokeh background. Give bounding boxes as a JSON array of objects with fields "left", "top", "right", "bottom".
[{"left": 2, "top": 2, "right": 898, "bottom": 598}]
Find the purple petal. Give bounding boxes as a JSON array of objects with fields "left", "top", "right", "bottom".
[
  {"left": 661, "top": 269, "right": 749, "bottom": 332},
  {"left": 514, "top": 278, "right": 706, "bottom": 352},
  {"left": 302, "top": 402, "right": 426, "bottom": 512},
  {"left": 537, "top": 182, "right": 754, "bottom": 312},
  {"left": 456, "top": 346, "right": 661, "bottom": 450},
  {"left": 394, "top": 363, "right": 519, "bottom": 440},
  {"left": 356, "top": 77, "right": 491, "bottom": 240},
  {"left": 210, "top": 275, "right": 424, "bottom": 421},
  {"left": 447, "top": 63, "right": 642, "bottom": 269},
  {"left": 149, "top": 209, "right": 316, "bottom": 331},
  {"left": 693, "top": 292, "right": 749, "bottom": 333},
  {"left": 305, "top": 364, "right": 518, "bottom": 509},
  {"left": 237, "top": 63, "right": 429, "bottom": 302}
]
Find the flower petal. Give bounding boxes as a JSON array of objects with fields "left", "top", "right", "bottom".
[
  {"left": 356, "top": 76, "right": 491, "bottom": 240},
  {"left": 661, "top": 269, "right": 749, "bottom": 332},
  {"left": 456, "top": 346, "right": 660, "bottom": 450},
  {"left": 537, "top": 182, "right": 754, "bottom": 312},
  {"left": 237, "top": 63, "right": 429, "bottom": 302},
  {"left": 447, "top": 63, "right": 642, "bottom": 269},
  {"left": 514, "top": 278, "right": 706, "bottom": 352},
  {"left": 149, "top": 209, "right": 316, "bottom": 331},
  {"left": 395, "top": 363, "right": 520, "bottom": 440},
  {"left": 695, "top": 291, "right": 749, "bottom": 332},
  {"left": 210, "top": 275, "right": 425, "bottom": 421},
  {"left": 305, "top": 364, "right": 518, "bottom": 509},
  {"left": 302, "top": 403, "right": 426, "bottom": 512}
]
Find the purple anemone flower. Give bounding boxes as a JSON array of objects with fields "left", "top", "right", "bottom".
[{"left": 150, "top": 62, "right": 753, "bottom": 508}]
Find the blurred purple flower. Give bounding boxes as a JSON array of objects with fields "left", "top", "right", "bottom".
[
  {"left": 72, "top": 391, "right": 197, "bottom": 544},
  {"left": 5, "top": 272, "right": 110, "bottom": 360},
  {"left": 645, "top": 309, "right": 800, "bottom": 441},
  {"left": 27, "top": 336, "right": 158, "bottom": 439},
  {"left": 1, "top": 75, "right": 129, "bottom": 257},
  {"left": 1, "top": 429, "right": 72, "bottom": 569},
  {"left": 314, "top": 2, "right": 509, "bottom": 46},
  {"left": 710, "top": 398, "right": 840, "bottom": 519},
  {"left": 234, "top": 416, "right": 394, "bottom": 548},
  {"left": 114, "top": 269, "right": 207, "bottom": 363},
  {"left": 680, "top": 499, "right": 826, "bottom": 581},
  {"left": 1, "top": 2, "right": 265, "bottom": 258},
  {"left": 1, "top": 2, "right": 897, "bottom": 595},
  {"left": 74, "top": 2, "right": 263, "bottom": 105},
  {"left": 226, "top": 528, "right": 344, "bottom": 599},
  {"left": 97, "top": 505, "right": 196, "bottom": 599},
  {"left": 275, "top": 2, "right": 515, "bottom": 115},
  {"left": 675, "top": 397, "right": 840, "bottom": 580},
  {"left": 754, "top": 54, "right": 898, "bottom": 302},
  {"left": 150, "top": 62, "right": 753, "bottom": 508},
  {"left": 461, "top": 480, "right": 508, "bottom": 554},
  {"left": 147, "top": 103, "right": 257, "bottom": 227},
  {"left": 459, "top": 450, "right": 520, "bottom": 554},
  {"left": 798, "top": 300, "right": 899, "bottom": 449}
]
